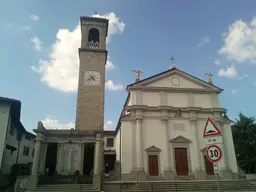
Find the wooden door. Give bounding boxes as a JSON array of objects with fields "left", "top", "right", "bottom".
[
  {"left": 175, "top": 148, "right": 189, "bottom": 176},
  {"left": 204, "top": 155, "right": 214, "bottom": 175},
  {"left": 148, "top": 155, "right": 158, "bottom": 176}
]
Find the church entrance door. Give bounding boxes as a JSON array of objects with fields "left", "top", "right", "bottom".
[
  {"left": 175, "top": 148, "right": 189, "bottom": 176},
  {"left": 83, "top": 143, "right": 94, "bottom": 176},
  {"left": 204, "top": 155, "right": 214, "bottom": 175},
  {"left": 148, "top": 155, "right": 158, "bottom": 176},
  {"left": 45, "top": 143, "right": 58, "bottom": 176}
]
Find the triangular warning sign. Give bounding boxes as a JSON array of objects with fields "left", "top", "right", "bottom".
[{"left": 203, "top": 117, "right": 222, "bottom": 137}]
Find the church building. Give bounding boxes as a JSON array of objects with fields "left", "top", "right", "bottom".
[{"left": 114, "top": 67, "right": 238, "bottom": 180}]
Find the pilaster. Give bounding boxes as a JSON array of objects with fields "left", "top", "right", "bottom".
[
  {"left": 160, "top": 91, "right": 167, "bottom": 106},
  {"left": 131, "top": 120, "right": 137, "bottom": 170},
  {"left": 189, "top": 111, "right": 205, "bottom": 179},
  {"left": 135, "top": 109, "right": 146, "bottom": 180},
  {"left": 136, "top": 117, "right": 143, "bottom": 171},
  {"left": 161, "top": 110, "right": 175, "bottom": 180}
]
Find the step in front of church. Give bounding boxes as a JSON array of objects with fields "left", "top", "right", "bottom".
[{"left": 30, "top": 180, "right": 256, "bottom": 192}]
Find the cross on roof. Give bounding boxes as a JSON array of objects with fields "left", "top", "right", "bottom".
[{"left": 170, "top": 56, "right": 176, "bottom": 69}]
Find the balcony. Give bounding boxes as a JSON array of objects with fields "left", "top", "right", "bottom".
[{"left": 88, "top": 41, "right": 99, "bottom": 49}]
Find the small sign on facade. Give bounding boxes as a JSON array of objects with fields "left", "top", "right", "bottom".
[
  {"left": 204, "top": 135, "right": 223, "bottom": 146},
  {"left": 213, "top": 163, "right": 219, "bottom": 174}
]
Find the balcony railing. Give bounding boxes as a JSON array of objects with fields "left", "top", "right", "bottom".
[{"left": 88, "top": 41, "right": 100, "bottom": 49}]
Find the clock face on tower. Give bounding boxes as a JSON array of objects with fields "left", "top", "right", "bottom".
[{"left": 84, "top": 71, "right": 101, "bottom": 85}]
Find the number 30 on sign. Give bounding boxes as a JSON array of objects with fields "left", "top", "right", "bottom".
[{"left": 206, "top": 144, "right": 223, "bottom": 163}]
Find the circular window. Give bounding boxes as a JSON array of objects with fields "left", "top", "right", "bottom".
[{"left": 171, "top": 77, "right": 180, "bottom": 86}]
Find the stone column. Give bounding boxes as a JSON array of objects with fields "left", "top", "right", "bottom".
[
  {"left": 190, "top": 117, "right": 205, "bottom": 179},
  {"left": 93, "top": 133, "right": 102, "bottom": 189},
  {"left": 27, "top": 121, "right": 45, "bottom": 191},
  {"left": 162, "top": 117, "right": 174, "bottom": 179},
  {"left": 31, "top": 140, "right": 42, "bottom": 175},
  {"left": 57, "top": 143, "right": 64, "bottom": 174},
  {"left": 94, "top": 135, "right": 101, "bottom": 174},
  {"left": 80, "top": 143, "right": 84, "bottom": 174},
  {"left": 39, "top": 142, "right": 47, "bottom": 174}
]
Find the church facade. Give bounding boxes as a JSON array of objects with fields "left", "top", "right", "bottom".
[{"left": 114, "top": 68, "right": 238, "bottom": 180}]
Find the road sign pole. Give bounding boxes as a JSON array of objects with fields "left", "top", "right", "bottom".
[
  {"left": 213, "top": 163, "right": 220, "bottom": 192},
  {"left": 204, "top": 117, "right": 223, "bottom": 192},
  {"left": 216, "top": 172, "right": 220, "bottom": 192}
]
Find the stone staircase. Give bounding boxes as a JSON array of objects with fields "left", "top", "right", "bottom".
[
  {"left": 32, "top": 184, "right": 100, "bottom": 192},
  {"left": 150, "top": 180, "right": 256, "bottom": 191}
]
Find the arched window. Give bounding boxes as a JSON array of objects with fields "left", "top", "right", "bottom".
[{"left": 88, "top": 28, "right": 100, "bottom": 43}]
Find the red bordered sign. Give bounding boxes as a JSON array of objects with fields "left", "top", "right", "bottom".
[{"left": 206, "top": 144, "right": 223, "bottom": 163}]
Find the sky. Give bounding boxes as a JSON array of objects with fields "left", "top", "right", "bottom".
[{"left": 1, "top": 0, "right": 256, "bottom": 133}]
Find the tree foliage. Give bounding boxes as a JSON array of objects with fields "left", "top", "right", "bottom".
[{"left": 232, "top": 112, "right": 256, "bottom": 173}]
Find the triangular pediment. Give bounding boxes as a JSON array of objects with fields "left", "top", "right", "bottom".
[
  {"left": 127, "top": 68, "right": 222, "bottom": 92},
  {"left": 145, "top": 145, "right": 161, "bottom": 152},
  {"left": 170, "top": 135, "right": 191, "bottom": 143}
]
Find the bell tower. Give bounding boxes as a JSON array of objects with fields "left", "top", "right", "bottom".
[{"left": 75, "top": 16, "right": 108, "bottom": 131}]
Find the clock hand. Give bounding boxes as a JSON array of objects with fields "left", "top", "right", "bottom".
[
  {"left": 89, "top": 75, "right": 95, "bottom": 81},
  {"left": 87, "top": 77, "right": 93, "bottom": 81}
]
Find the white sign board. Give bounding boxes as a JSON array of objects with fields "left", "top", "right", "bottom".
[
  {"left": 213, "top": 163, "right": 219, "bottom": 174},
  {"left": 204, "top": 136, "right": 223, "bottom": 146}
]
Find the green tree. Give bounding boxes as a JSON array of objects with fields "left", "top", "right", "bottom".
[{"left": 232, "top": 112, "right": 256, "bottom": 174}]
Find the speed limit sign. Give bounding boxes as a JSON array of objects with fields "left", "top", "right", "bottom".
[{"left": 206, "top": 144, "right": 222, "bottom": 163}]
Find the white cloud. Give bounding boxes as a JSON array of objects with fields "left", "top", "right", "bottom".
[
  {"left": 198, "top": 36, "right": 210, "bottom": 47},
  {"left": 106, "top": 60, "right": 115, "bottom": 70},
  {"left": 91, "top": 12, "right": 125, "bottom": 44},
  {"left": 31, "top": 37, "right": 43, "bottom": 51},
  {"left": 105, "top": 80, "right": 123, "bottom": 91},
  {"left": 20, "top": 26, "right": 31, "bottom": 31},
  {"left": 30, "top": 14, "right": 39, "bottom": 21},
  {"left": 232, "top": 89, "right": 237, "bottom": 94},
  {"left": 31, "top": 12, "right": 125, "bottom": 92},
  {"left": 41, "top": 117, "right": 75, "bottom": 130},
  {"left": 214, "top": 59, "right": 221, "bottom": 65},
  {"left": 218, "top": 65, "right": 237, "bottom": 78},
  {"left": 104, "top": 120, "right": 114, "bottom": 130},
  {"left": 219, "top": 18, "right": 256, "bottom": 64}
]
